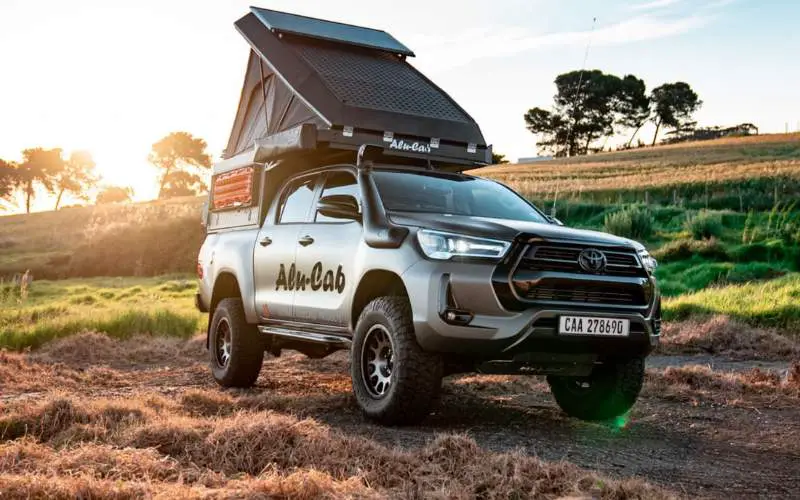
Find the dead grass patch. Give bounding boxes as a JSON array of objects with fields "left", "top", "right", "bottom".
[
  {"left": 659, "top": 316, "right": 799, "bottom": 360},
  {"left": 646, "top": 365, "right": 800, "bottom": 403},
  {"left": 0, "top": 349, "right": 127, "bottom": 394},
  {"left": 32, "top": 331, "right": 205, "bottom": 369},
  {"left": 0, "top": 388, "right": 674, "bottom": 499}
]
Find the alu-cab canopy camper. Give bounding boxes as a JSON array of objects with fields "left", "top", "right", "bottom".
[{"left": 207, "top": 7, "right": 491, "bottom": 230}]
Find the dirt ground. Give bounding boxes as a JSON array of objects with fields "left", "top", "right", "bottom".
[{"left": 1, "top": 333, "right": 798, "bottom": 499}]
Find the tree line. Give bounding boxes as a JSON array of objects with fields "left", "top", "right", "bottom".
[
  {"left": 0, "top": 131, "right": 212, "bottom": 213},
  {"left": 524, "top": 69, "right": 702, "bottom": 157}
]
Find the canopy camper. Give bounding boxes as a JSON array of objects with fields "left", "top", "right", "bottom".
[{"left": 207, "top": 7, "right": 491, "bottom": 230}]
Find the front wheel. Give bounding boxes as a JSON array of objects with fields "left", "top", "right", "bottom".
[
  {"left": 351, "top": 296, "right": 443, "bottom": 425},
  {"left": 209, "top": 298, "right": 264, "bottom": 388},
  {"left": 547, "top": 357, "right": 645, "bottom": 421}
]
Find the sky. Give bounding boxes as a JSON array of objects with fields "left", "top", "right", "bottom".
[{"left": 1, "top": 0, "right": 799, "bottom": 211}]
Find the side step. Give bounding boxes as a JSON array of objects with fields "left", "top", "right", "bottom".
[{"left": 257, "top": 321, "right": 351, "bottom": 359}]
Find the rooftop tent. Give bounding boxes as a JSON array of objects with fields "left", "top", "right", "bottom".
[{"left": 224, "top": 7, "right": 491, "bottom": 169}]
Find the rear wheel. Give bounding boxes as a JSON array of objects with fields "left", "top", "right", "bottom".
[
  {"left": 351, "top": 296, "right": 443, "bottom": 425},
  {"left": 547, "top": 357, "right": 645, "bottom": 421},
  {"left": 209, "top": 298, "right": 264, "bottom": 388}
]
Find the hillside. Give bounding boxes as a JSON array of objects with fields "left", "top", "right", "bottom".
[
  {"left": 0, "top": 196, "right": 204, "bottom": 280},
  {"left": 475, "top": 133, "right": 800, "bottom": 210}
]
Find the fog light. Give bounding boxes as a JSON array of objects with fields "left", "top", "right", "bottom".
[{"left": 442, "top": 307, "right": 473, "bottom": 326}]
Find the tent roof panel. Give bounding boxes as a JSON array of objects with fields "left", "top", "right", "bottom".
[{"left": 250, "top": 7, "right": 414, "bottom": 57}]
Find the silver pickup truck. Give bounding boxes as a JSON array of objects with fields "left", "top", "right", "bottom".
[{"left": 196, "top": 7, "right": 660, "bottom": 425}]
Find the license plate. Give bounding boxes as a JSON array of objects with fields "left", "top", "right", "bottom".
[{"left": 558, "top": 316, "right": 630, "bottom": 336}]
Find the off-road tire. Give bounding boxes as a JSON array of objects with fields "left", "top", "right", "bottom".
[
  {"left": 209, "top": 298, "right": 264, "bottom": 388},
  {"left": 547, "top": 357, "right": 645, "bottom": 421},
  {"left": 351, "top": 296, "right": 443, "bottom": 425}
]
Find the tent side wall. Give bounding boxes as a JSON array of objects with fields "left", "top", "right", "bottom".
[{"left": 225, "top": 50, "right": 326, "bottom": 159}]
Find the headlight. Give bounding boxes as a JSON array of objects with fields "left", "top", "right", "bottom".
[
  {"left": 417, "top": 229, "right": 511, "bottom": 261},
  {"left": 638, "top": 250, "right": 658, "bottom": 274}
]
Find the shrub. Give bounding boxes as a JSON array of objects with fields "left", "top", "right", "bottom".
[
  {"left": 725, "top": 262, "right": 789, "bottom": 284},
  {"left": 603, "top": 205, "right": 653, "bottom": 239},
  {"left": 685, "top": 210, "right": 724, "bottom": 240},
  {"left": 652, "top": 238, "right": 729, "bottom": 263},
  {"left": 731, "top": 239, "right": 800, "bottom": 267}
]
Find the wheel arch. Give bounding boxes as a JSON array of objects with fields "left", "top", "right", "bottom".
[
  {"left": 350, "top": 269, "right": 409, "bottom": 330},
  {"left": 207, "top": 271, "right": 243, "bottom": 347}
]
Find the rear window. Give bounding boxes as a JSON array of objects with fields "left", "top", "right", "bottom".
[{"left": 278, "top": 176, "right": 317, "bottom": 223}]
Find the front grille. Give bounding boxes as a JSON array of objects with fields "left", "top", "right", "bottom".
[
  {"left": 525, "top": 284, "right": 646, "bottom": 306},
  {"left": 521, "top": 245, "right": 643, "bottom": 277}
]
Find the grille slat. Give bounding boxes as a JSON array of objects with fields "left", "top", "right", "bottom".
[
  {"left": 526, "top": 285, "right": 644, "bottom": 306},
  {"left": 521, "top": 245, "right": 643, "bottom": 277}
]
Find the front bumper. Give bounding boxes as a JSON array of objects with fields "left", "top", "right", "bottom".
[{"left": 401, "top": 257, "right": 660, "bottom": 360}]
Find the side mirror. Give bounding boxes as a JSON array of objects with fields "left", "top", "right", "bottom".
[
  {"left": 318, "top": 194, "right": 361, "bottom": 221},
  {"left": 546, "top": 215, "right": 564, "bottom": 226}
]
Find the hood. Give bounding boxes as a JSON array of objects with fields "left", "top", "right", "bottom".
[{"left": 388, "top": 212, "right": 642, "bottom": 249}]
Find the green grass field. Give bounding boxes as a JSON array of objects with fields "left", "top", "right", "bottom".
[
  {"left": 1, "top": 134, "right": 799, "bottom": 349},
  {"left": 0, "top": 276, "right": 202, "bottom": 350}
]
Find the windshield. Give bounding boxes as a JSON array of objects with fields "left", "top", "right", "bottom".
[{"left": 372, "top": 169, "right": 548, "bottom": 223}]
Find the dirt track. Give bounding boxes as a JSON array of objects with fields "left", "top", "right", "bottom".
[{"left": 2, "top": 334, "right": 798, "bottom": 499}]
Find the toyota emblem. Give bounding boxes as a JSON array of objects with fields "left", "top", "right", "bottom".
[{"left": 578, "top": 248, "right": 607, "bottom": 273}]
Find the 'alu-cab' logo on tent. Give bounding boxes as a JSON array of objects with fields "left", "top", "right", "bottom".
[{"left": 388, "top": 139, "right": 432, "bottom": 154}]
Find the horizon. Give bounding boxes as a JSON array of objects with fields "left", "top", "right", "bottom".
[{"left": 1, "top": 0, "right": 799, "bottom": 212}]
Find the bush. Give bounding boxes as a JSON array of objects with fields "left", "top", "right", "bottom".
[
  {"left": 685, "top": 210, "right": 724, "bottom": 240},
  {"left": 603, "top": 205, "right": 653, "bottom": 239},
  {"left": 725, "top": 262, "right": 789, "bottom": 284},
  {"left": 652, "top": 238, "right": 729, "bottom": 263},
  {"left": 730, "top": 240, "right": 796, "bottom": 264}
]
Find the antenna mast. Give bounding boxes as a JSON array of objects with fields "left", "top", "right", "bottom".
[{"left": 563, "top": 17, "right": 598, "bottom": 158}]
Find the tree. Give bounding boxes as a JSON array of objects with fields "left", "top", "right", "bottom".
[
  {"left": 96, "top": 186, "right": 134, "bottom": 204},
  {"left": 17, "top": 148, "right": 63, "bottom": 213},
  {"left": 650, "top": 82, "right": 702, "bottom": 145},
  {"left": 52, "top": 151, "right": 99, "bottom": 210},
  {"left": 148, "top": 132, "right": 211, "bottom": 199},
  {"left": 524, "top": 107, "right": 570, "bottom": 156},
  {"left": 525, "top": 70, "right": 626, "bottom": 156},
  {"left": 616, "top": 75, "right": 651, "bottom": 147},
  {"left": 491, "top": 152, "right": 510, "bottom": 164},
  {"left": 159, "top": 170, "right": 208, "bottom": 198},
  {"left": 0, "top": 159, "right": 18, "bottom": 210}
]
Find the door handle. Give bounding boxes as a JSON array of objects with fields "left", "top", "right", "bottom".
[
  {"left": 298, "top": 235, "right": 315, "bottom": 247},
  {"left": 259, "top": 236, "right": 272, "bottom": 247}
]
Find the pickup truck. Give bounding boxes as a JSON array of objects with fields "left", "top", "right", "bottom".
[{"left": 196, "top": 7, "right": 660, "bottom": 425}]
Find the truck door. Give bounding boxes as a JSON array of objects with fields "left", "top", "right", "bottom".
[
  {"left": 252, "top": 174, "right": 319, "bottom": 321},
  {"left": 292, "top": 169, "right": 362, "bottom": 326}
]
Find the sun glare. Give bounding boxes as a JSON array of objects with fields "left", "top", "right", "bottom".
[{"left": 0, "top": 1, "right": 239, "bottom": 210}]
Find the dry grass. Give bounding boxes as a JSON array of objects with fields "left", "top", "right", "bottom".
[
  {"left": 659, "top": 315, "right": 800, "bottom": 360},
  {"left": 478, "top": 160, "right": 799, "bottom": 198},
  {"left": 473, "top": 133, "right": 800, "bottom": 199},
  {"left": 0, "top": 333, "right": 680, "bottom": 499},
  {"left": 0, "top": 396, "right": 673, "bottom": 499},
  {"left": 646, "top": 363, "right": 800, "bottom": 403}
]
